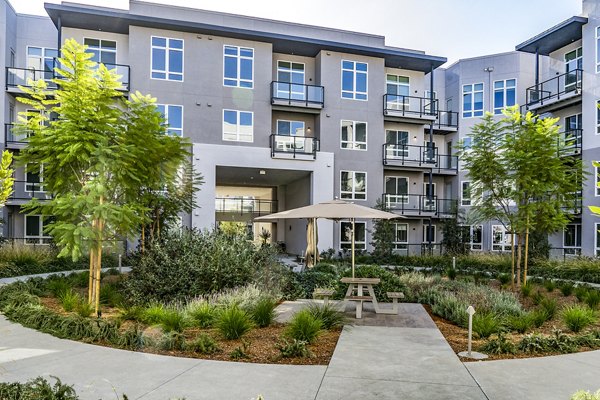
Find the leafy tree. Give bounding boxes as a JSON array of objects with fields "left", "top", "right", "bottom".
[
  {"left": 590, "top": 161, "right": 600, "bottom": 217},
  {"left": 370, "top": 199, "right": 395, "bottom": 262},
  {"left": 15, "top": 39, "right": 191, "bottom": 314},
  {"left": 441, "top": 207, "right": 470, "bottom": 256},
  {"left": 0, "top": 151, "right": 14, "bottom": 207}
]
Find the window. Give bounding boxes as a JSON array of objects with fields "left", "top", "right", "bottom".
[
  {"left": 423, "top": 224, "right": 436, "bottom": 243},
  {"left": 157, "top": 104, "right": 183, "bottom": 136},
  {"left": 341, "top": 120, "right": 367, "bottom": 150},
  {"left": 276, "top": 61, "right": 305, "bottom": 99},
  {"left": 597, "top": 27, "right": 600, "bottom": 73},
  {"left": 470, "top": 225, "right": 483, "bottom": 251},
  {"left": 385, "top": 130, "right": 409, "bottom": 158},
  {"left": 24, "top": 215, "right": 51, "bottom": 244},
  {"left": 151, "top": 37, "right": 183, "bottom": 81},
  {"left": 277, "top": 120, "right": 304, "bottom": 136},
  {"left": 493, "top": 79, "right": 516, "bottom": 114},
  {"left": 25, "top": 164, "right": 44, "bottom": 192},
  {"left": 565, "top": 47, "right": 582, "bottom": 92},
  {"left": 340, "top": 221, "right": 366, "bottom": 250},
  {"left": 386, "top": 74, "right": 409, "bottom": 108},
  {"left": 84, "top": 38, "right": 116, "bottom": 65},
  {"left": 340, "top": 171, "right": 366, "bottom": 200},
  {"left": 27, "top": 46, "right": 57, "bottom": 81},
  {"left": 461, "top": 181, "right": 471, "bottom": 206},
  {"left": 275, "top": 120, "right": 305, "bottom": 152},
  {"left": 223, "top": 110, "right": 253, "bottom": 142},
  {"left": 341, "top": 60, "right": 367, "bottom": 100},
  {"left": 463, "top": 137, "right": 472, "bottom": 150},
  {"left": 492, "top": 225, "right": 513, "bottom": 251},
  {"left": 596, "top": 223, "right": 600, "bottom": 257},
  {"left": 596, "top": 162, "right": 600, "bottom": 196},
  {"left": 463, "top": 83, "right": 484, "bottom": 118},
  {"left": 224, "top": 45, "right": 253, "bottom": 88},
  {"left": 597, "top": 100, "right": 600, "bottom": 134},
  {"left": 393, "top": 223, "right": 408, "bottom": 252},
  {"left": 422, "top": 183, "right": 437, "bottom": 211},
  {"left": 564, "top": 224, "right": 582, "bottom": 255},
  {"left": 385, "top": 176, "right": 409, "bottom": 207},
  {"left": 425, "top": 90, "right": 437, "bottom": 113}
]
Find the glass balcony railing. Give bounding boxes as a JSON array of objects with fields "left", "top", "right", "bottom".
[
  {"left": 382, "top": 193, "right": 457, "bottom": 217},
  {"left": 215, "top": 197, "right": 277, "bottom": 216},
  {"left": 270, "top": 81, "right": 324, "bottom": 109},
  {"left": 382, "top": 143, "right": 458, "bottom": 172},
  {"left": 270, "top": 134, "right": 319, "bottom": 159},
  {"left": 383, "top": 94, "right": 438, "bottom": 119}
]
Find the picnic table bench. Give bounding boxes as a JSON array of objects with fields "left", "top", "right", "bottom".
[
  {"left": 313, "top": 288, "right": 335, "bottom": 306},
  {"left": 340, "top": 277, "right": 404, "bottom": 318}
]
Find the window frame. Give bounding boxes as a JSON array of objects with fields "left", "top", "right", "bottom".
[
  {"left": 469, "top": 225, "right": 483, "bottom": 251},
  {"left": 25, "top": 163, "right": 45, "bottom": 193},
  {"left": 385, "top": 176, "right": 409, "bottom": 206},
  {"left": 340, "top": 221, "right": 366, "bottom": 250},
  {"left": 563, "top": 223, "right": 582, "bottom": 255},
  {"left": 341, "top": 60, "right": 368, "bottom": 101},
  {"left": 223, "top": 45, "right": 254, "bottom": 89},
  {"left": 462, "top": 83, "right": 484, "bottom": 118},
  {"left": 595, "top": 222, "right": 600, "bottom": 257},
  {"left": 491, "top": 225, "right": 513, "bottom": 252},
  {"left": 157, "top": 104, "right": 184, "bottom": 137},
  {"left": 83, "top": 37, "right": 117, "bottom": 65},
  {"left": 595, "top": 162, "right": 600, "bottom": 197},
  {"left": 150, "top": 36, "right": 184, "bottom": 82},
  {"left": 597, "top": 27, "right": 600, "bottom": 73},
  {"left": 422, "top": 224, "right": 437, "bottom": 243},
  {"left": 340, "top": 170, "right": 367, "bottom": 201},
  {"left": 340, "top": 120, "right": 367, "bottom": 151},
  {"left": 393, "top": 223, "right": 409, "bottom": 252},
  {"left": 24, "top": 215, "right": 52, "bottom": 244},
  {"left": 222, "top": 109, "right": 254, "bottom": 143},
  {"left": 461, "top": 181, "right": 471, "bottom": 206},
  {"left": 493, "top": 79, "right": 516, "bottom": 114}
]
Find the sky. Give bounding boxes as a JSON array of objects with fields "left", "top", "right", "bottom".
[{"left": 9, "top": 0, "right": 583, "bottom": 66}]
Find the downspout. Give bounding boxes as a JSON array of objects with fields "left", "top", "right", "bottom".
[
  {"left": 427, "top": 64, "right": 434, "bottom": 254},
  {"left": 57, "top": 16, "right": 62, "bottom": 56}
]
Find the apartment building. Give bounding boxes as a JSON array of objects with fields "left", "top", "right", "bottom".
[{"left": 0, "top": 0, "right": 597, "bottom": 257}]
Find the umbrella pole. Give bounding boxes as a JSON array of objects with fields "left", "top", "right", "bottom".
[
  {"left": 351, "top": 218, "right": 355, "bottom": 278},
  {"left": 313, "top": 218, "right": 317, "bottom": 266}
]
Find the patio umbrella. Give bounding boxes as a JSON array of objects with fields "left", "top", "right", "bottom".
[
  {"left": 255, "top": 199, "right": 401, "bottom": 277},
  {"left": 305, "top": 218, "right": 319, "bottom": 268}
]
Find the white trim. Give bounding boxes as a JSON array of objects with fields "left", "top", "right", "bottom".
[
  {"left": 157, "top": 104, "right": 184, "bottom": 137},
  {"left": 223, "top": 45, "right": 254, "bottom": 89},
  {"left": 393, "top": 222, "right": 409, "bottom": 250},
  {"left": 563, "top": 223, "right": 582, "bottom": 255},
  {"left": 341, "top": 60, "right": 368, "bottom": 101},
  {"left": 340, "top": 221, "right": 367, "bottom": 250},
  {"left": 340, "top": 170, "right": 367, "bottom": 201},
  {"left": 460, "top": 180, "right": 471, "bottom": 206},
  {"left": 222, "top": 109, "right": 254, "bottom": 143},
  {"left": 596, "top": 27, "right": 600, "bottom": 74},
  {"left": 150, "top": 36, "right": 184, "bottom": 82},
  {"left": 595, "top": 162, "right": 600, "bottom": 197},
  {"left": 596, "top": 100, "right": 600, "bottom": 135},
  {"left": 469, "top": 225, "right": 483, "bottom": 251},
  {"left": 595, "top": 223, "right": 600, "bottom": 257},
  {"left": 491, "top": 225, "right": 513, "bottom": 252},
  {"left": 385, "top": 176, "right": 409, "bottom": 206},
  {"left": 25, "top": 163, "right": 45, "bottom": 193},
  {"left": 493, "top": 78, "right": 517, "bottom": 114},
  {"left": 83, "top": 37, "right": 117, "bottom": 65},
  {"left": 422, "top": 224, "right": 436, "bottom": 243},
  {"left": 24, "top": 214, "right": 51, "bottom": 245},
  {"left": 462, "top": 82, "right": 484, "bottom": 118},
  {"left": 340, "top": 120, "right": 367, "bottom": 151}
]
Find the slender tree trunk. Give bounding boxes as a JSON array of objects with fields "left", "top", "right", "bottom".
[
  {"left": 88, "top": 247, "right": 95, "bottom": 303},
  {"left": 524, "top": 216, "right": 530, "bottom": 285},
  {"left": 516, "top": 234, "right": 523, "bottom": 288},
  {"left": 141, "top": 225, "right": 145, "bottom": 254},
  {"left": 510, "top": 231, "right": 515, "bottom": 291},
  {"left": 94, "top": 234, "right": 103, "bottom": 316}
]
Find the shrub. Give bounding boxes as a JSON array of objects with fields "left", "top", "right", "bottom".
[
  {"left": 58, "top": 289, "right": 80, "bottom": 312},
  {"left": 585, "top": 290, "right": 600, "bottom": 310},
  {"left": 562, "top": 305, "right": 597, "bottom": 333},
  {"left": 277, "top": 339, "right": 310, "bottom": 358},
  {"left": 540, "top": 297, "right": 558, "bottom": 320},
  {"left": 0, "top": 376, "right": 78, "bottom": 400},
  {"left": 508, "top": 313, "right": 533, "bottom": 334},
  {"left": 286, "top": 309, "right": 322, "bottom": 344},
  {"left": 521, "top": 282, "right": 533, "bottom": 297},
  {"left": 189, "top": 333, "right": 220, "bottom": 354},
  {"left": 305, "top": 302, "right": 346, "bottom": 330},
  {"left": 472, "top": 312, "right": 502, "bottom": 339},
  {"left": 46, "top": 278, "right": 72, "bottom": 297},
  {"left": 68, "top": 271, "right": 90, "bottom": 288},
  {"left": 531, "top": 291, "right": 544, "bottom": 306},
  {"left": 250, "top": 297, "right": 277, "bottom": 328},
  {"left": 117, "top": 305, "right": 145, "bottom": 322},
  {"left": 544, "top": 280, "right": 556, "bottom": 292},
  {"left": 76, "top": 300, "right": 94, "bottom": 318},
  {"left": 445, "top": 267, "right": 457, "bottom": 280},
  {"left": 217, "top": 306, "right": 253, "bottom": 340},
  {"left": 560, "top": 282, "right": 575, "bottom": 297},
  {"left": 159, "top": 332, "right": 186, "bottom": 351},
  {"left": 518, "top": 333, "right": 548, "bottom": 353},
  {"left": 142, "top": 303, "right": 167, "bottom": 325},
  {"left": 159, "top": 308, "right": 188, "bottom": 333},
  {"left": 479, "top": 333, "right": 516, "bottom": 354},
  {"left": 531, "top": 309, "right": 551, "bottom": 328},
  {"left": 99, "top": 284, "right": 124, "bottom": 308},
  {"left": 575, "top": 286, "right": 589, "bottom": 302},
  {"left": 497, "top": 273, "right": 511, "bottom": 285},
  {"left": 230, "top": 340, "right": 250, "bottom": 360},
  {"left": 186, "top": 301, "right": 217, "bottom": 328}
]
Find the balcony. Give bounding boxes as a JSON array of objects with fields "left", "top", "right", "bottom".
[
  {"left": 270, "top": 134, "right": 319, "bottom": 160},
  {"left": 562, "top": 192, "right": 582, "bottom": 215},
  {"left": 382, "top": 144, "right": 458, "bottom": 174},
  {"left": 382, "top": 193, "right": 457, "bottom": 218},
  {"left": 270, "top": 81, "right": 324, "bottom": 113},
  {"left": 383, "top": 94, "right": 438, "bottom": 123},
  {"left": 4, "top": 123, "right": 30, "bottom": 149},
  {"left": 525, "top": 69, "right": 582, "bottom": 112},
  {"left": 215, "top": 197, "right": 278, "bottom": 217},
  {"left": 5, "top": 62, "right": 130, "bottom": 93},
  {"left": 558, "top": 129, "right": 582, "bottom": 157},
  {"left": 7, "top": 180, "right": 52, "bottom": 204},
  {"left": 432, "top": 110, "right": 459, "bottom": 133}
]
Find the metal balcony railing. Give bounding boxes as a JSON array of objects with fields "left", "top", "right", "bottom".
[
  {"left": 215, "top": 197, "right": 278, "bottom": 216},
  {"left": 525, "top": 69, "right": 582, "bottom": 107},
  {"left": 270, "top": 134, "right": 319, "bottom": 159},
  {"left": 270, "top": 81, "right": 324, "bottom": 108},
  {"left": 382, "top": 143, "right": 458, "bottom": 172},
  {"left": 383, "top": 94, "right": 438, "bottom": 118},
  {"left": 5, "top": 62, "right": 130, "bottom": 92},
  {"left": 4, "top": 123, "right": 30, "bottom": 146},
  {"left": 7, "top": 180, "right": 52, "bottom": 202},
  {"left": 382, "top": 193, "right": 457, "bottom": 217},
  {"left": 435, "top": 110, "right": 459, "bottom": 129},
  {"left": 558, "top": 129, "right": 582, "bottom": 156}
]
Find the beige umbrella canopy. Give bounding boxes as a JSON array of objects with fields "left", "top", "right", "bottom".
[
  {"left": 255, "top": 199, "right": 401, "bottom": 277},
  {"left": 305, "top": 218, "right": 319, "bottom": 268}
]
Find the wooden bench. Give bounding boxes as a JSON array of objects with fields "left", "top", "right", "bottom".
[
  {"left": 313, "top": 288, "right": 335, "bottom": 306},
  {"left": 381, "top": 292, "right": 405, "bottom": 315}
]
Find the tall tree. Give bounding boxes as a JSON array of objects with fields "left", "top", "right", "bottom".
[
  {"left": 590, "top": 161, "right": 600, "bottom": 217},
  {"left": 0, "top": 151, "right": 14, "bottom": 208},
  {"left": 370, "top": 199, "right": 395, "bottom": 262},
  {"left": 15, "top": 39, "right": 191, "bottom": 315}
]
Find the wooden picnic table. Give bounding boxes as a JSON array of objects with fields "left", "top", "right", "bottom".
[{"left": 341, "top": 277, "right": 401, "bottom": 318}]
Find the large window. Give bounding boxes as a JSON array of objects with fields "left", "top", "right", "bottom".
[
  {"left": 25, "top": 164, "right": 44, "bottom": 192},
  {"left": 385, "top": 176, "right": 409, "bottom": 207},
  {"left": 340, "top": 171, "right": 366, "bottom": 200},
  {"left": 597, "top": 100, "right": 600, "bottom": 134},
  {"left": 461, "top": 181, "right": 471, "bottom": 206},
  {"left": 25, "top": 215, "right": 52, "bottom": 244},
  {"left": 386, "top": 74, "right": 409, "bottom": 108},
  {"left": 277, "top": 120, "right": 304, "bottom": 136},
  {"left": 27, "top": 46, "right": 57, "bottom": 81},
  {"left": 151, "top": 37, "right": 183, "bottom": 81},
  {"left": 224, "top": 45, "right": 254, "bottom": 88},
  {"left": 423, "top": 224, "right": 436, "bottom": 243},
  {"left": 393, "top": 223, "right": 408, "bottom": 252},
  {"left": 275, "top": 120, "right": 305, "bottom": 152},
  {"left": 223, "top": 110, "right": 253, "bottom": 142},
  {"left": 463, "top": 83, "right": 484, "bottom": 118},
  {"left": 84, "top": 38, "right": 116, "bottom": 65},
  {"left": 597, "top": 27, "right": 600, "bottom": 73},
  {"left": 341, "top": 120, "right": 367, "bottom": 150},
  {"left": 596, "top": 161, "right": 600, "bottom": 196},
  {"left": 276, "top": 61, "right": 305, "bottom": 99},
  {"left": 470, "top": 225, "right": 483, "bottom": 251},
  {"left": 493, "top": 79, "right": 516, "bottom": 114},
  {"left": 385, "top": 130, "right": 409, "bottom": 158},
  {"left": 596, "top": 223, "right": 600, "bottom": 257},
  {"left": 564, "top": 224, "right": 582, "bottom": 255},
  {"left": 340, "top": 221, "right": 366, "bottom": 250},
  {"left": 492, "top": 225, "right": 513, "bottom": 251},
  {"left": 565, "top": 47, "right": 582, "bottom": 92},
  {"left": 157, "top": 104, "right": 183, "bottom": 136},
  {"left": 341, "top": 60, "right": 367, "bottom": 100}
]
